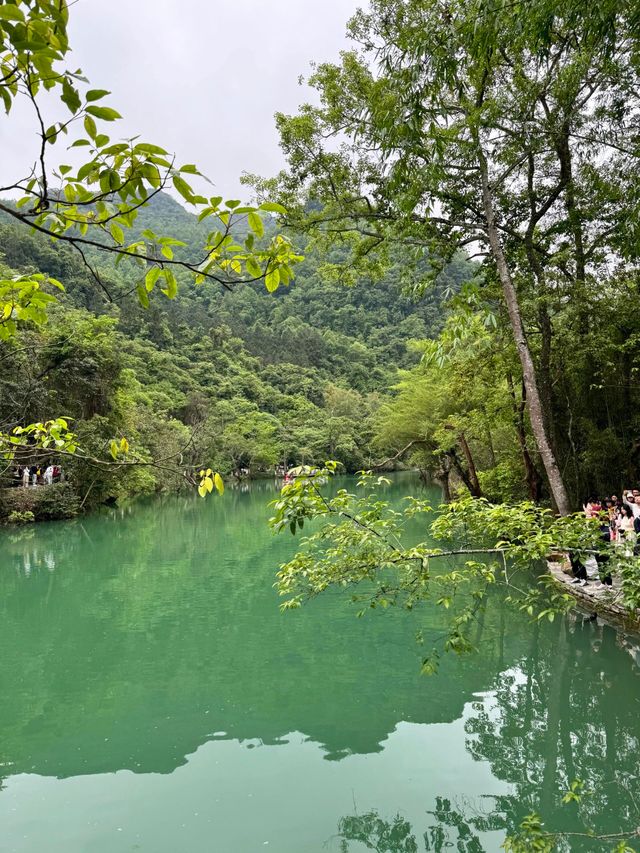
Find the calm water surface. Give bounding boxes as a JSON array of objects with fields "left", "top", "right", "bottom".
[{"left": 0, "top": 475, "right": 639, "bottom": 852}]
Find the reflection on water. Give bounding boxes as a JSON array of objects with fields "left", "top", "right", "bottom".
[{"left": 0, "top": 475, "right": 639, "bottom": 852}]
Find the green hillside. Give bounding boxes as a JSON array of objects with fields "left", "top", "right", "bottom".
[{"left": 0, "top": 193, "right": 472, "bottom": 517}]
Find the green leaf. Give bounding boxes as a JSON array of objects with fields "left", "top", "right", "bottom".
[
  {"left": 161, "top": 270, "right": 178, "bottom": 299},
  {"left": 85, "top": 105, "right": 122, "bottom": 121},
  {"left": 265, "top": 268, "right": 280, "bottom": 292},
  {"left": 247, "top": 211, "right": 264, "bottom": 238},
  {"left": 61, "top": 79, "right": 81, "bottom": 114},
  {"left": 77, "top": 161, "right": 95, "bottom": 182},
  {"left": 145, "top": 266, "right": 161, "bottom": 292},
  {"left": 110, "top": 223, "right": 124, "bottom": 244},
  {"left": 259, "top": 201, "right": 287, "bottom": 214},
  {"left": 173, "top": 175, "right": 195, "bottom": 203},
  {"left": 0, "top": 86, "right": 12, "bottom": 114},
  {"left": 86, "top": 89, "right": 110, "bottom": 102},
  {"left": 134, "top": 143, "right": 169, "bottom": 156},
  {"left": 214, "top": 473, "right": 224, "bottom": 495},
  {"left": 136, "top": 283, "right": 150, "bottom": 308},
  {"left": 0, "top": 6, "right": 25, "bottom": 21},
  {"left": 84, "top": 115, "right": 97, "bottom": 139}
]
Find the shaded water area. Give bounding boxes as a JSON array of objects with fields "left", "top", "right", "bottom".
[{"left": 0, "top": 474, "right": 639, "bottom": 852}]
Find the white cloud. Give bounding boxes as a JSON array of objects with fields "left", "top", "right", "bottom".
[{"left": 0, "top": 0, "right": 360, "bottom": 200}]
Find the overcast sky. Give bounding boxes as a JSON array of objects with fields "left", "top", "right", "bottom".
[{"left": 0, "top": 0, "right": 360, "bottom": 199}]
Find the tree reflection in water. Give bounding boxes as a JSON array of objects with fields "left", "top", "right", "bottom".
[
  {"left": 337, "top": 801, "right": 489, "bottom": 853},
  {"left": 338, "top": 811, "right": 419, "bottom": 853},
  {"left": 2, "top": 482, "right": 640, "bottom": 851},
  {"left": 337, "top": 616, "right": 640, "bottom": 852}
]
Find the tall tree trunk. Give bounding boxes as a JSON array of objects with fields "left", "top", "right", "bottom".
[
  {"left": 524, "top": 150, "right": 558, "bottom": 455},
  {"left": 457, "top": 430, "right": 482, "bottom": 496},
  {"left": 537, "top": 301, "right": 556, "bottom": 445},
  {"left": 446, "top": 447, "right": 482, "bottom": 497},
  {"left": 557, "top": 128, "right": 587, "bottom": 291},
  {"left": 478, "top": 151, "right": 571, "bottom": 515},
  {"left": 435, "top": 456, "right": 452, "bottom": 502},
  {"left": 507, "top": 374, "right": 544, "bottom": 502},
  {"left": 485, "top": 418, "right": 496, "bottom": 468}
]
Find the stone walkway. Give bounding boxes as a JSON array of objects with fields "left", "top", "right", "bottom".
[{"left": 547, "top": 557, "right": 640, "bottom": 635}]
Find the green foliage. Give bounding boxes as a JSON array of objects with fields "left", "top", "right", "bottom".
[
  {"left": 31, "top": 482, "right": 79, "bottom": 519},
  {"left": 0, "top": 0, "right": 306, "bottom": 498},
  {"left": 0, "top": 1, "right": 304, "bottom": 323},
  {"left": 374, "top": 313, "right": 528, "bottom": 497},
  {"left": 6, "top": 510, "right": 34, "bottom": 525},
  {"left": 338, "top": 810, "right": 418, "bottom": 853},
  {"left": 1, "top": 483, "right": 79, "bottom": 521},
  {"left": 270, "top": 468, "right": 640, "bottom": 661},
  {"left": 560, "top": 779, "right": 584, "bottom": 805},
  {"left": 0, "top": 188, "right": 463, "bottom": 514},
  {"left": 258, "top": 0, "right": 640, "bottom": 513},
  {"left": 0, "top": 271, "right": 64, "bottom": 340},
  {"left": 502, "top": 814, "right": 554, "bottom": 852}
]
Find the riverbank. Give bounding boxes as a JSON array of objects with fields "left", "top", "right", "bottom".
[
  {"left": 547, "top": 556, "right": 640, "bottom": 636},
  {"left": 0, "top": 482, "right": 81, "bottom": 524}
]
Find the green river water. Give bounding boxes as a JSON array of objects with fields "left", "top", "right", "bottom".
[{"left": 1, "top": 474, "right": 639, "bottom": 852}]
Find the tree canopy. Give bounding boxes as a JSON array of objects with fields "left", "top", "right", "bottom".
[{"left": 256, "top": 0, "right": 640, "bottom": 514}]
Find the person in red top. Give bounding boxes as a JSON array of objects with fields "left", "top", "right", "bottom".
[{"left": 583, "top": 497, "right": 601, "bottom": 518}]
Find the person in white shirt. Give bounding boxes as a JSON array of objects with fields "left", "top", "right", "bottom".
[{"left": 618, "top": 505, "right": 636, "bottom": 539}]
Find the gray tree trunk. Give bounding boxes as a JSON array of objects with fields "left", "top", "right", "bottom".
[{"left": 477, "top": 150, "right": 571, "bottom": 515}]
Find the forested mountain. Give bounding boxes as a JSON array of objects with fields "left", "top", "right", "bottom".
[{"left": 0, "top": 193, "right": 473, "bottom": 516}]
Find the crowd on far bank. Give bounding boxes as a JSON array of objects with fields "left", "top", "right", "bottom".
[
  {"left": 583, "top": 491, "right": 640, "bottom": 539},
  {"left": 10, "top": 465, "right": 64, "bottom": 488},
  {"left": 569, "top": 490, "right": 640, "bottom": 589}
]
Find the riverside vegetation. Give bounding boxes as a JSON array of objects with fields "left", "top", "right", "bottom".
[
  {"left": 2, "top": 1, "right": 640, "bottom": 849},
  {"left": 0, "top": 194, "right": 471, "bottom": 516}
]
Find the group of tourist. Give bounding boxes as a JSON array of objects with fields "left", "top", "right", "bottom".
[
  {"left": 570, "top": 490, "right": 640, "bottom": 588},
  {"left": 584, "top": 491, "right": 640, "bottom": 540},
  {"left": 11, "top": 465, "right": 63, "bottom": 487}
]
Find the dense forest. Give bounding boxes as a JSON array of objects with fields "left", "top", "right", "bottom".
[
  {"left": 0, "top": 192, "right": 474, "bottom": 518},
  {"left": 3, "top": 171, "right": 640, "bottom": 521},
  {"left": 1, "top": 0, "right": 639, "bottom": 523},
  {"left": 253, "top": 0, "right": 640, "bottom": 517}
]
